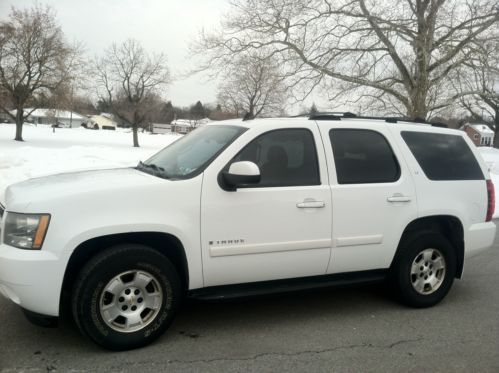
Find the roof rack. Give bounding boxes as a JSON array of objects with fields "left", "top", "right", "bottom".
[{"left": 309, "top": 112, "right": 447, "bottom": 128}]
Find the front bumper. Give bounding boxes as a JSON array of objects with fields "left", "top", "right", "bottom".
[{"left": 0, "top": 243, "right": 62, "bottom": 316}]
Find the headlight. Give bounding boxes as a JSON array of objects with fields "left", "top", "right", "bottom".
[{"left": 4, "top": 213, "right": 51, "bottom": 250}]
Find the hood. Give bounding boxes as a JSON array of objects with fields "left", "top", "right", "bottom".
[{"left": 5, "top": 168, "right": 164, "bottom": 212}]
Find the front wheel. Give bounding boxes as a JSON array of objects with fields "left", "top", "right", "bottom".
[
  {"left": 72, "top": 244, "right": 182, "bottom": 350},
  {"left": 390, "top": 232, "right": 456, "bottom": 308}
]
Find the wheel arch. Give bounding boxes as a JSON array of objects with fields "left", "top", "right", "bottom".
[
  {"left": 60, "top": 232, "right": 189, "bottom": 316},
  {"left": 393, "top": 215, "right": 465, "bottom": 278}
]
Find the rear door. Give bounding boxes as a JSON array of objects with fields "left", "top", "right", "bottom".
[{"left": 317, "top": 121, "right": 418, "bottom": 273}]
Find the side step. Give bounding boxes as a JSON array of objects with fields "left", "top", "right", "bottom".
[{"left": 189, "top": 269, "right": 387, "bottom": 301}]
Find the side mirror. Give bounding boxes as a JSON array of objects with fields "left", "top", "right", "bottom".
[{"left": 221, "top": 161, "right": 261, "bottom": 191}]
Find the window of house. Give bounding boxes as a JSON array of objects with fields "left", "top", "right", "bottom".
[
  {"left": 329, "top": 129, "right": 400, "bottom": 184},
  {"left": 230, "top": 128, "right": 320, "bottom": 187}
]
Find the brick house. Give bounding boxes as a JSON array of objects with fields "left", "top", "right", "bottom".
[{"left": 462, "top": 123, "right": 494, "bottom": 147}]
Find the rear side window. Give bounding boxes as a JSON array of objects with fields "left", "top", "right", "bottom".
[
  {"left": 401, "top": 131, "right": 484, "bottom": 181},
  {"left": 330, "top": 129, "right": 400, "bottom": 184},
  {"left": 231, "top": 128, "right": 320, "bottom": 187}
]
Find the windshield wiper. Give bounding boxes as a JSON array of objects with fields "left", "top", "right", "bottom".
[
  {"left": 139, "top": 161, "right": 164, "bottom": 172},
  {"left": 137, "top": 161, "right": 170, "bottom": 179}
]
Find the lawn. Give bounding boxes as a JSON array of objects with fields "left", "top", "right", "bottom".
[{"left": 0, "top": 123, "right": 180, "bottom": 201}]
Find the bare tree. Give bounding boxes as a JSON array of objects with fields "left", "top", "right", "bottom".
[
  {"left": 95, "top": 39, "right": 170, "bottom": 147},
  {"left": 216, "top": 54, "right": 287, "bottom": 119},
  {"left": 0, "top": 4, "right": 82, "bottom": 140},
  {"left": 194, "top": 0, "right": 499, "bottom": 119},
  {"left": 457, "top": 38, "right": 499, "bottom": 144}
]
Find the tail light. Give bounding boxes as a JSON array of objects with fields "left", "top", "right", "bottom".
[{"left": 486, "top": 179, "right": 495, "bottom": 222}]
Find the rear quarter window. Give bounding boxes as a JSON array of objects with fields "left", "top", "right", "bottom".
[{"left": 401, "top": 131, "right": 484, "bottom": 181}]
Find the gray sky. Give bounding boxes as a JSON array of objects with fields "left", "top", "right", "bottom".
[{"left": 0, "top": 0, "right": 229, "bottom": 107}]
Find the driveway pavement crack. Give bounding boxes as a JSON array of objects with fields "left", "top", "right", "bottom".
[{"left": 111, "top": 337, "right": 426, "bottom": 368}]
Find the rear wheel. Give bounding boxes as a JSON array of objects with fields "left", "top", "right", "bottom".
[
  {"left": 72, "top": 244, "right": 181, "bottom": 350},
  {"left": 391, "top": 232, "right": 456, "bottom": 308}
]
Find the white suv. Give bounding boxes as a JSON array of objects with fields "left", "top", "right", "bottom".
[{"left": 0, "top": 114, "right": 496, "bottom": 350}]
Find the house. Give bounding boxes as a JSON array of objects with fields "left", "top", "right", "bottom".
[
  {"left": 462, "top": 123, "right": 494, "bottom": 147},
  {"left": 151, "top": 123, "right": 172, "bottom": 134},
  {"left": 171, "top": 118, "right": 210, "bottom": 134},
  {"left": 12, "top": 108, "right": 87, "bottom": 128},
  {"left": 171, "top": 120, "right": 192, "bottom": 134},
  {"left": 88, "top": 114, "right": 117, "bottom": 130}
]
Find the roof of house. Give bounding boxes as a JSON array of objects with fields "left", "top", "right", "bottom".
[
  {"left": 464, "top": 123, "right": 494, "bottom": 135},
  {"left": 172, "top": 118, "right": 211, "bottom": 127},
  {"left": 100, "top": 112, "right": 113, "bottom": 119},
  {"left": 12, "top": 108, "right": 86, "bottom": 120},
  {"left": 89, "top": 114, "right": 117, "bottom": 127}
]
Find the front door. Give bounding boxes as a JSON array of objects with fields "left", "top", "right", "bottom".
[{"left": 201, "top": 124, "right": 332, "bottom": 287}]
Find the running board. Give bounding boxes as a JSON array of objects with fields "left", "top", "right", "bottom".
[{"left": 189, "top": 269, "right": 387, "bottom": 301}]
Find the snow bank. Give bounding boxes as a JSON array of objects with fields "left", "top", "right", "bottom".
[
  {"left": 478, "top": 147, "right": 499, "bottom": 218},
  {"left": 0, "top": 123, "right": 180, "bottom": 201}
]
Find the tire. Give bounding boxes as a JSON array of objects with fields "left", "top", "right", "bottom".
[
  {"left": 390, "top": 232, "right": 456, "bottom": 308},
  {"left": 72, "top": 244, "right": 182, "bottom": 350}
]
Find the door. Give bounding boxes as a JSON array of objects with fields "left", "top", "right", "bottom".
[
  {"left": 317, "top": 122, "right": 418, "bottom": 274},
  {"left": 201, "top": 124, "right": 332, "bottom": 287}
]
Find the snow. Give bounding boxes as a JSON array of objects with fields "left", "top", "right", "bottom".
[
  {"left": 478, "top": 147, "right": 499, "bottom": 218},
  {"left": 172, "top": 118, "right": 211, "bottom": 125},
  {"left": 11, "top": 108, "right": 87, "bottom": 120},
  {"left": 0, "top": 123, "right": 180, "bottom": 201}
]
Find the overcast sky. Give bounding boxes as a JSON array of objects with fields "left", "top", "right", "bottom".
[{"left": 0, "top": 0, "right": 229, "bottom": 107}]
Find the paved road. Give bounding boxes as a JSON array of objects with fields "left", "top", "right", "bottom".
[{"left": 1, "top": 230, "right": 498, "bottom": 372}]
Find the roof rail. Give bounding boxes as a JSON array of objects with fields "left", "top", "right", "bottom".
[
  {"left": 309, "top": 112, "right": 357, "bottom": 120},
  {"left": 309, "top": 112, "right": 447, "bottom": 128}
]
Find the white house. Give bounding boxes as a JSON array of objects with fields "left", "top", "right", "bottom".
[
  {"left": 171, "top": 118, "right": 210, "bottom": 134},
  {"left": 13, "top": 108, "right": 87, "bottom": 128},
  {"left": 151, "top": 123, "right": 172, "bottom": 134}
]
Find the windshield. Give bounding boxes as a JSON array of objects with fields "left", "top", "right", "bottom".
[{"left": 141, "top": 125, "right": 246, "bottom": 179}]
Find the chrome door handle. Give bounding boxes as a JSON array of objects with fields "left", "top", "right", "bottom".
[
  {"left": 297, "top": 200, "right": 325, "bottom": 208},
  {"left": 387, "top": 194, "right": 411, "bottom": 202}
]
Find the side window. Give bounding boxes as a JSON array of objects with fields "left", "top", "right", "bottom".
[
  {"left": 231, "top": 128, "right": 320, "bottom": 187},
  {"left": 401, "top": 131, "right": 484, "bottom": 181},
  {"left": 329, "top": 129, "right": 400, "bottom": 184}
]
